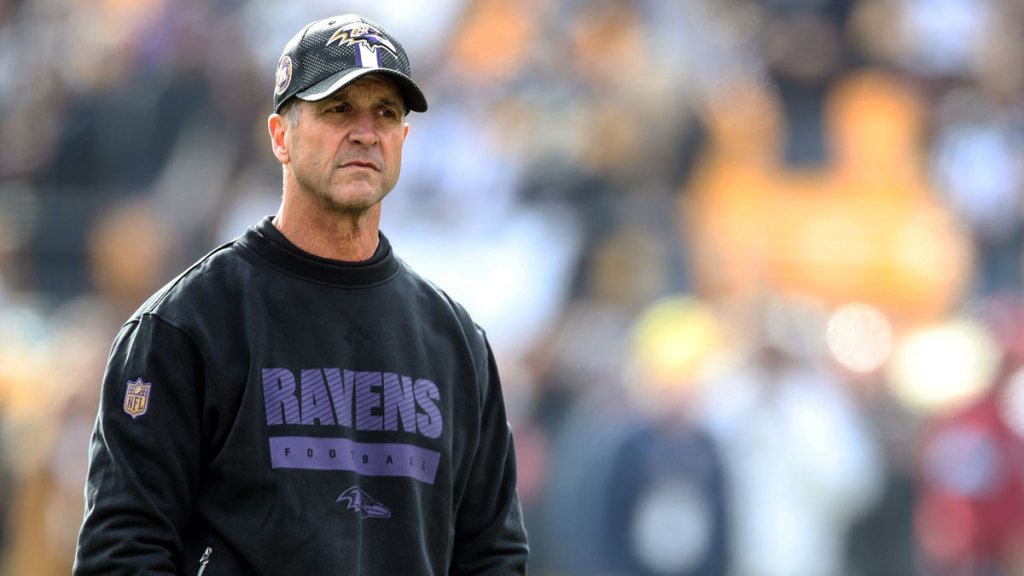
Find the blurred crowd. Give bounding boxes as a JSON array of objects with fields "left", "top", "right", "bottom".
[{"left": 2, "top": 0, "right": 1024, "bottom": 574}]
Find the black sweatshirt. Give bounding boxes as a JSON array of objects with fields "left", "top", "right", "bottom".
[{"left": 74, "top": 217, "right": 529, "bottom": 575}]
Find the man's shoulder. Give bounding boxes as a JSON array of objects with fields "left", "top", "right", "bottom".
[
  {"left": 395, "top": 260, "right": 487, "bottom": 342},
  {"left": 134, "top": 239, "right": 252, "bottom": 322},
  {"left": 397, "top": 260, "right": 469, "bottom": 313}
]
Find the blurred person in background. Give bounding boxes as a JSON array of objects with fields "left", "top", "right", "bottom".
[
  {"left": 758, "top": 0, "right": 853, "bottom": 170},
  {"left": 522, "top": 221, "right": 670, "bottom": 574},
  {"left": 843, "top": 371, "right": 924, "bottom": 576},
  {"left": 913, "top": 295, "right": 1024, "bottom": 576},
  {"left": 699, "top": 294, "right": 884, "bottom": 576},
  {"left": 2, "top": 200, "right": 174, "bottom": 575},
  {"left": 599, "top": 296, "right": 730, "bottom": 576},
  {"left": 73, "top": 14, "right": 527, "bottom": 575},
  {"left": 537, "top": 290, "right": 733, "bottom": 576},
  {"left": 837, "top": 303, "right": 926, "bottom": 576},
  {"left": 852, "top": 0, "right": 1024, "bottom": 299}
]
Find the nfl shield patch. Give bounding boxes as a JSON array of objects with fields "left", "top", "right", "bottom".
[{"left": 123, "top": 378, "right": 152, "bottom": 419}]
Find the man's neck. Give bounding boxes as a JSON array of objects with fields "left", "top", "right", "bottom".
[{"left": 271, "top": 205, "right": 381, "bottom": 262}]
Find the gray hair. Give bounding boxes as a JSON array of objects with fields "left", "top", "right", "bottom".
[{"left": 279, "top": 99, "right": 301, "bottom": 126}]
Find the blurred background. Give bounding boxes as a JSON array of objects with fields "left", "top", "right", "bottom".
[{"left": 1, "top": 0, "right": 1024, "bottom": 574}]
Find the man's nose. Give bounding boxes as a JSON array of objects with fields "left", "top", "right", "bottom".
[{"left": 348, "top": 111, "right": 379, "bottom": 146}]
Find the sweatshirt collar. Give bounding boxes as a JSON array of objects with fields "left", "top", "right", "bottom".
[{"left": 238, "top": 216, "right": 400, "bottom": 287}]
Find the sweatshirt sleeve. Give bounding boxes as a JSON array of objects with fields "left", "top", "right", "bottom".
[
  {"left": 450, "top": 336, "right": 530, "bottom": 575},
  {"left": 74, "top": 314, "right": 205, "bottom": 575}
]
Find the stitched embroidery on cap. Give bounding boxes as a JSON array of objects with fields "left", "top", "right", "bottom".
[
  {"left": 275, "top": 55, "right": 293, "bottom": 95},
  {"left": 326, "top": 22, "right": 397, "bottom": 56}
]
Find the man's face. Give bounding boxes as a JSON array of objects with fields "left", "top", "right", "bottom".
[{"left": 279, "top": 75, "right": 410, "bottom": 214}]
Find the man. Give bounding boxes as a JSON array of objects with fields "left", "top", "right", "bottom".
[{"left": 74, "top": 14, "right": 529, "bottom": 575}]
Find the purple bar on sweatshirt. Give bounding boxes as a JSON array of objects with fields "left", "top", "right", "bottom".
[{"left": 268, "top": 436, "right": 440, "bottom": 484}]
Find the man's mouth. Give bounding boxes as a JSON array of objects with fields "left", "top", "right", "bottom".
[{"left": 341, "top": 160, "right": 379, "bottom": 171}]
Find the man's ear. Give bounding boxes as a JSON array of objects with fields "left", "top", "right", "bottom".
[{"left": 268, "top": 113, "right": 290, "bottom": 164}]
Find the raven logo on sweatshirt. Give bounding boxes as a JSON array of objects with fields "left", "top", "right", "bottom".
[{"left": 337, "top": 486, "right": 391, "bottom": 519}]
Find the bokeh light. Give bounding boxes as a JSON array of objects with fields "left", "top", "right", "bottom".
[
  {"left": 826, "top": 302, "right": 893, "bottom": 373},
  {"left": 887, "top": 318, "right": 1001, "bottom": 415}
]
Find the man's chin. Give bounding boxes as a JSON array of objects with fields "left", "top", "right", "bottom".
[{"left": 321, "top": 187, "right": 388, "bottom": 212}]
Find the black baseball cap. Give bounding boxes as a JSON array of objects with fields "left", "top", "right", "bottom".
[{"left": 273, "top": 14, "right": 428, "bottom": 114}]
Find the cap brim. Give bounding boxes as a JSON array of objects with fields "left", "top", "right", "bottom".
[{"left": 295, "top": 68, "right": 428, "bottom": 113}]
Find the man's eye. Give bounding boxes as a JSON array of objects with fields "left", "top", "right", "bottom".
[{"left": 379, "top": 108, "right": 397, "bottom": 118}]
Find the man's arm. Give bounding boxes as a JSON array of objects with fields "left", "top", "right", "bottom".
[
  {"left": 451, "top": 337, "right": 529, "bottom": 575},
  {"left": 74, "top": 314, "right": 205, "bottom": 575}
]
